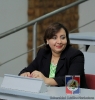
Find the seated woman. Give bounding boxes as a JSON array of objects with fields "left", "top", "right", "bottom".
[{"left": 19, "top": 22, "right": 87, "bottom": 88}]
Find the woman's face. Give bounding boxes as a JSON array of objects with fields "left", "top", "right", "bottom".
[{"left": 47, "top": 28, "right": 67, "bottom": 54}]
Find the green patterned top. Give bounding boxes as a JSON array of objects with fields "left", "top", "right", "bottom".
[{"left": 49, "top": 63, "right": 57, "bottom": 78}]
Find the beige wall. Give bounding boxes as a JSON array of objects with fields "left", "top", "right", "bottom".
[
  {"left": 0, "top": 0, "right": 28, "bottom": 77},
  {"left": 0, "top": 0, "right": 95, "bottom": 77}
]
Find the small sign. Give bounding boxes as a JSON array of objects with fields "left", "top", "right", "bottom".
[
  {"left": 65, "top": 75, "right": 80, "bottom": 94},
  {"left": 1, "top": 74, "right": 47, "bottom": 93}
]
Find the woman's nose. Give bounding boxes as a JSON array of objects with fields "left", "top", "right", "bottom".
[{"left": 57, "top": 38, "right": 61, "bottom": 43}]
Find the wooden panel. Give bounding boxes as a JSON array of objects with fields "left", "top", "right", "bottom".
[{"left": 27, "top": 0, "right": 79, "bottom": 64}]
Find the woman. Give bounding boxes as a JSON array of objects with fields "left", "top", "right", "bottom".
[{"left": 19, "top": 22, "right": 87, "bottom": 88}]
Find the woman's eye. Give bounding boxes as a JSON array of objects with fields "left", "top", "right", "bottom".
[
  {"left": 61, "top": 36, "right": 65, "bottom": 39},
  {"left": 52, "top": 36, "right": 56, "bottom": 39}
]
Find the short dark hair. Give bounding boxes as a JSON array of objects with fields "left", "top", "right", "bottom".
[{"left": 44, "top": 22, "right": 70, "bottom": 47}]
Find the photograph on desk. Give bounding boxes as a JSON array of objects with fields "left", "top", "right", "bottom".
[{"left": 65, "top": 75, "right": 80, "bottom": 95}]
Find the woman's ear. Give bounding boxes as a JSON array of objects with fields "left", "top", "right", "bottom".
[{"left": 46, "top": 40, "right": 49, "bottom": 45}]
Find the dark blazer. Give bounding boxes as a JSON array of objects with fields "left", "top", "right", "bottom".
[{"left": 19, "top": 46, "right": 87, "bottom": 88}]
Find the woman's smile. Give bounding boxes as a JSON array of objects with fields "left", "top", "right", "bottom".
[{"left": 55, "top": 45, "right": 63, "bottom": 49}]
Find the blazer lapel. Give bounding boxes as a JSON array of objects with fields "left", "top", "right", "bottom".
[
  {"left": 42, "top": 51, "right": 52, "bottom": 77},
  {"left": 56, "top": 58, "right": 65, "bottom": 74},
  {"left": 56, "top": 50, "right": 66, "bottom": 74}
]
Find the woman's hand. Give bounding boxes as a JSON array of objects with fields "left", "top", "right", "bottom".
[
  {"left": 20, "top": 71, "right": 58, "bottom": 86},
  {"left": 20, "top": 72, "right": 31, "bottom": 77},
  {"left": 31, "top": 70, "right": 47, "bottom": 82}
]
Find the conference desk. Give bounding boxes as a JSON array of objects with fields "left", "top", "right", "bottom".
[
  {"left": 0, "top": 77, "right": 95, "bottom": 100},
  {"left": 69, "top": 32, "right": 95, "bottom": 45},
  {"left": 69, "top": 32, "right": 95, "bottom": 74},
  {"left": 0, "top": 33, "right": 95, "bottom": 100}
]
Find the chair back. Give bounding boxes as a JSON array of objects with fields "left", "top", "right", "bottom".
[{"left": 85, "top": 74, "right": 95, "bottom": 90}]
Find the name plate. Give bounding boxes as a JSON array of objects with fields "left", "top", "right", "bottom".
[{"left": 1, "top": 74, "right": 47, "bottom": 93}]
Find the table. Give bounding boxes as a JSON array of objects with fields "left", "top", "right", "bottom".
[
  {"left": 69, "top": 32, "right": 95, "bottom": 51},
  {"left": 69, "top": 32, "right": 95, "bottom": 45},
  {"left": 0, "top": 77, "right": 95, "bottom": 100},
  {"left": 69, "top": 32, "right": 95, "bottom": 74}
]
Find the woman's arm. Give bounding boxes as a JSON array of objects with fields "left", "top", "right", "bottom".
[
  {"left": 18, "top": 49, "right": 42, "bottom": 75},
  {"left": 45, "top": 78, "right": 58, "bottom": 86},
  {"left": 53, "top": 50, "right": 85, "bottom": 86},
  {"left": 31, "top": 70, "right": 58, "bottom": 86},
  {"left": 18, "top": 59, "right": 38, "bottom": 76},
  {"left": 68, "top": 50, "right": 84, "bottom": 75}
]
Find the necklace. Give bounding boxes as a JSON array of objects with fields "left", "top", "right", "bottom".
[
  {"left": 51, "top": 62, "right": 57, "bottom": 66},
  {"left": 51, "top": 57, "right": 59, "bottom": 66}
]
